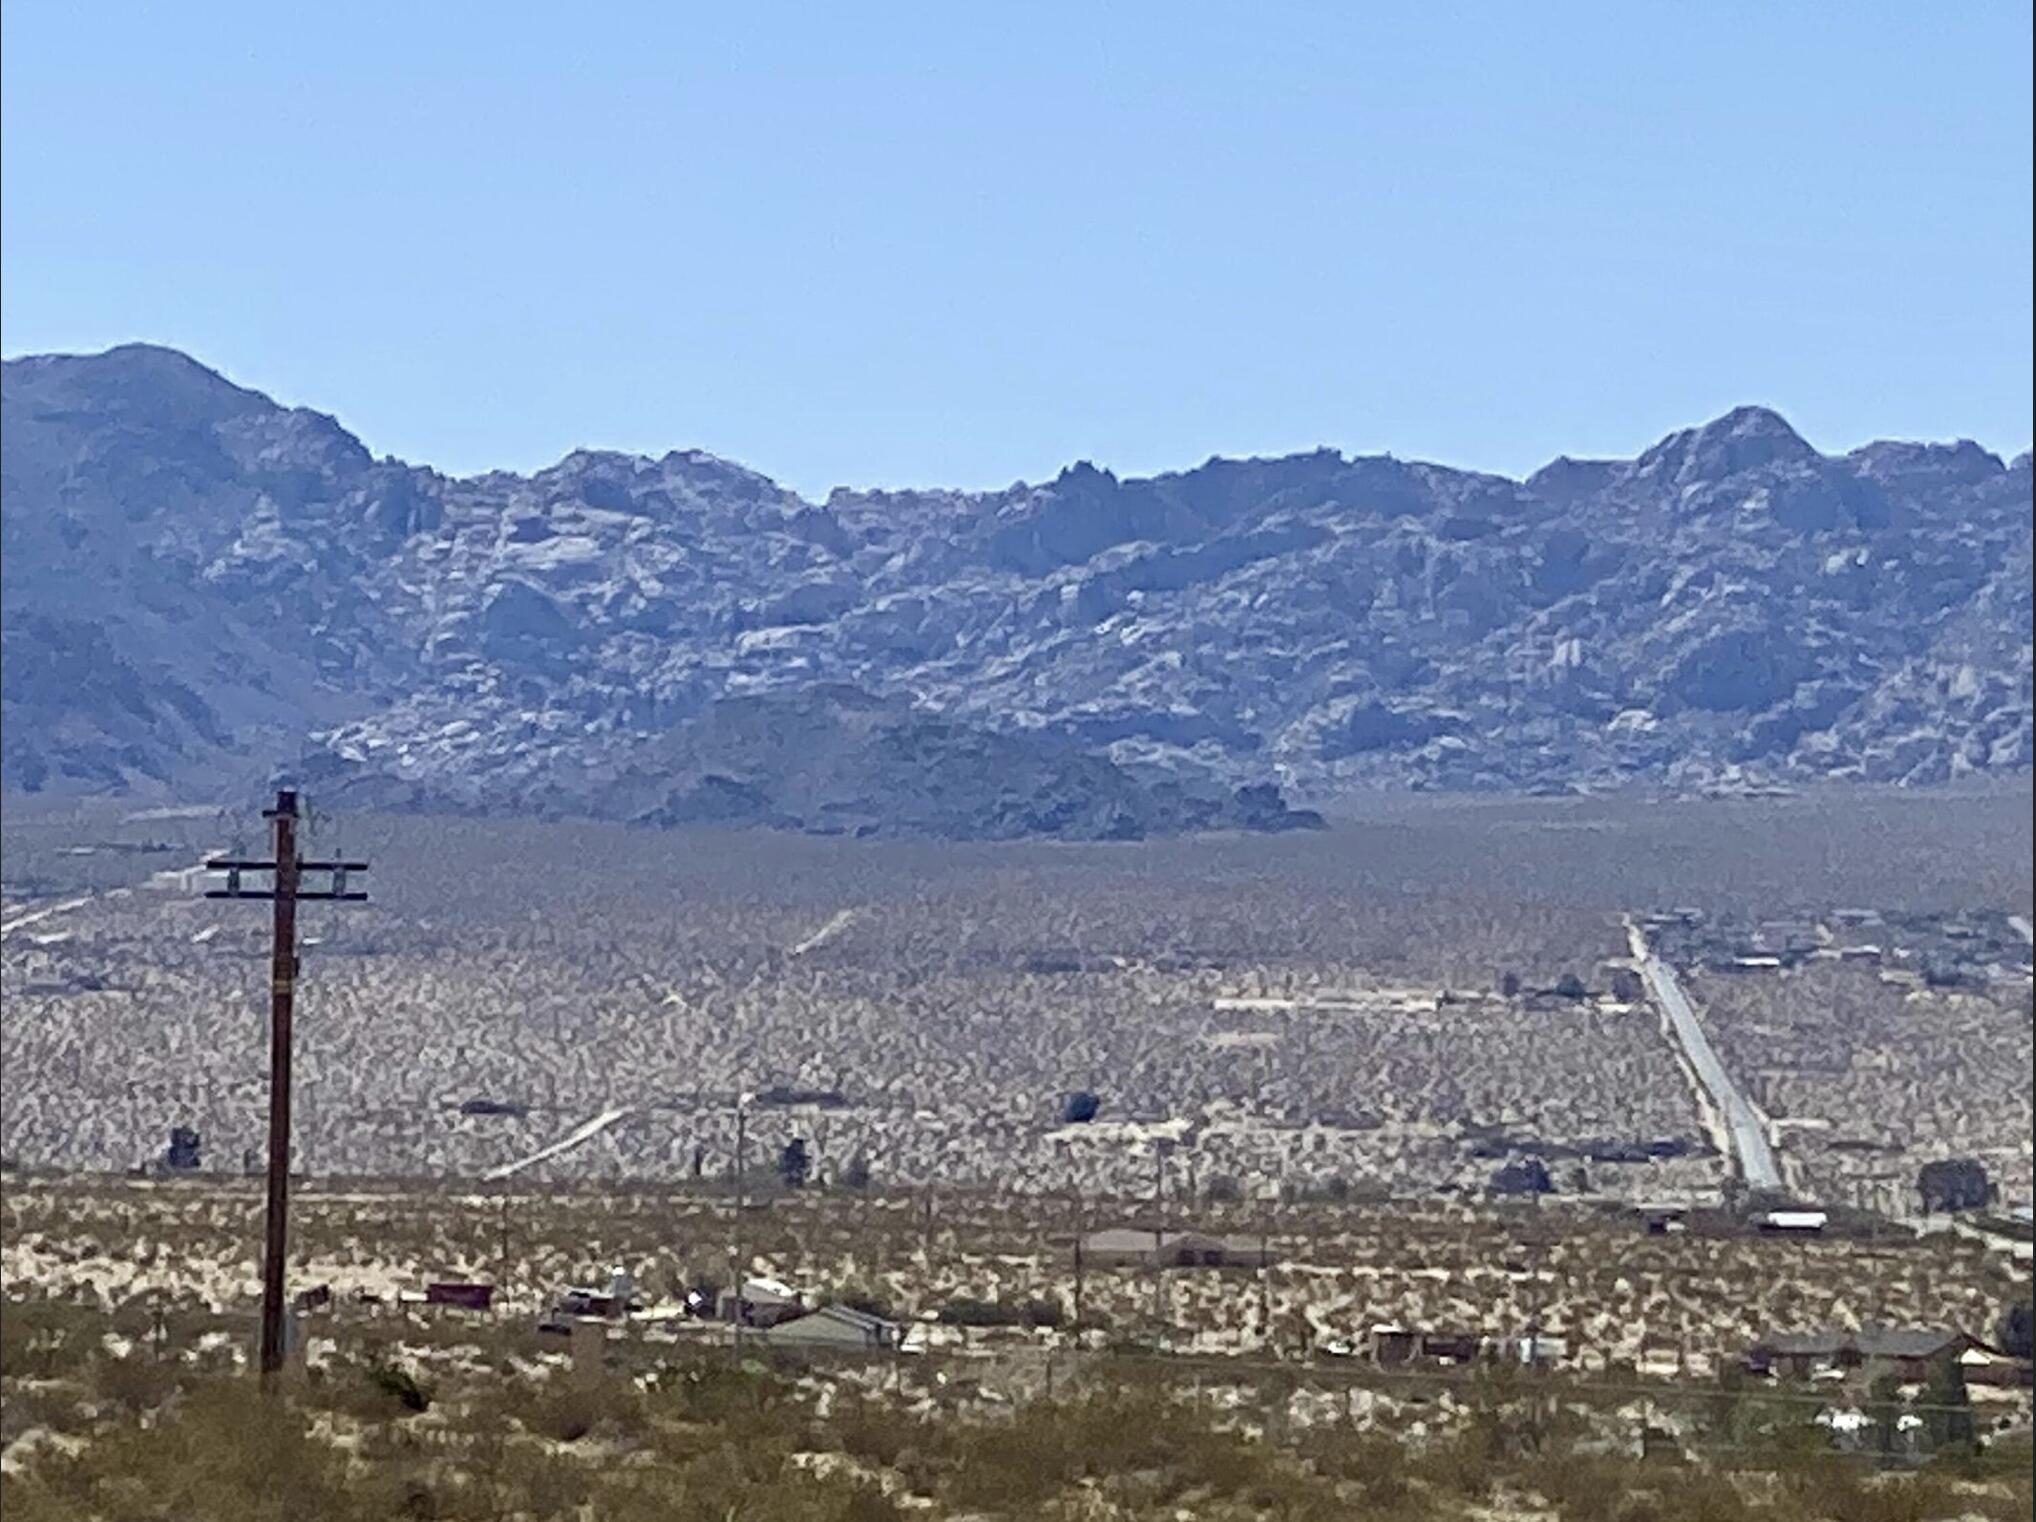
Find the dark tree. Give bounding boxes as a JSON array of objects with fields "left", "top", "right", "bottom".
[
  {"left": 165, "top": 1127, "right": 201, "bottom": 1171},
  {"left": 1553, "top": 973, "right": 1588, "bottom": 1001},
  {"left": 842, "top": 1151, "right": 872, "bottom": 1191},
  {"left": 1498, "top": 971, "right": 1522, "bottom": 998},
  {"left": 1020, "top": 1296, "right": 1065, "bottom": 1329},
  {"left": 1490, "top": 1157, "right": 1553, "bottom": 1196},
  {"left": 1918, "top": 1157, "right": 1990, "bottom": 1214},
  {"left": 1999, "top": 1298, "right": 2033, "bottom": 1360},
  {"left": 1922, "top": 1360, "right": 1975, "bottom": 1454},
  {"left": 1061, "top": 1091, "right": 1101, "bottom": 1124},
  {"left": 1866, "top": 1373, "right": 1905, "bottom": 1457},
  {"left": 777, "top": 1138, "right": 810, "bottom": 1190}
]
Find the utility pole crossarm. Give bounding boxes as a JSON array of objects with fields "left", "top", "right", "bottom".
[
  {"left": 205, "top": 889, "right": 370, "bottom": 901},
  {"left": 207, "top": 859, "right": 371, "bottom": 872},
  {"left": 206, "top": 857, "right": 368, "bottom": 901}
]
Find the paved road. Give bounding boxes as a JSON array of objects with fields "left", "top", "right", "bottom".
[
  {"left": 0, "top": 895, "right": 94, "bottom": 942},
  {"left": 1627, "top": 922, "right": 1785, "bottom": 1193}
]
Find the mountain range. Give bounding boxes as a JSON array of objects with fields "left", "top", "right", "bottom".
[{"left": 2, "top": 344, "right": 2028, "bottom": 837}]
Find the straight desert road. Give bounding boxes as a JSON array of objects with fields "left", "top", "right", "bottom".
[{"left": 1626, "top": 920, "right": 1785, "bottom": 1194}]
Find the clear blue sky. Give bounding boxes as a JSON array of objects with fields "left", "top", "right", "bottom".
[{"left": 4, "top": 2, "right": 2029, "bottom": 498}]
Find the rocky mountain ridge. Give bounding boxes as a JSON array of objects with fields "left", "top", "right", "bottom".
[{"left": 3, "top": 344, "right": 2028, "bottom": 830}]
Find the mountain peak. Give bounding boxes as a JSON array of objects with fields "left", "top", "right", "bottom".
[
  {"left": 2, "top": 341, "right": 272, "bottom": 423},
  {"left": 1705, "top": 403, "right": 1806, "bottom": 440},
  {"left": 1629, "top": 404, "right": 1817, "bottom": 487}
]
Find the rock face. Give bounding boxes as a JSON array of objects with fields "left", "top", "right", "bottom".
[
  {"left": 3, "top": 345, "right": 2030, "bottom": 824},
  {"left": 299, "top": 685, "right": 1326, "bottom": 841}
]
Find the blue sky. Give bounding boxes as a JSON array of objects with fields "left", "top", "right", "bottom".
[{"left": 4, "top": 2, "right": 2029, "bottom": 498}]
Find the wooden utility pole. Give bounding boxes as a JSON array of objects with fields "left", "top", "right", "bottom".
[
  {"left": 498, "top": 1188, "right": 514, "bottom": 1318},
  {"left": 206, "top": 789, "right": 367, "bottom": 1384},
  {"left": 1073, "top": 1231, "right": 1085, "bottom": 1327},
  {"left": 1152, "top": 1138, "right": 1170, "bottom": 1340},
  {"left": 730, "top": 1094, "right": 748, "bottom": 1359}
]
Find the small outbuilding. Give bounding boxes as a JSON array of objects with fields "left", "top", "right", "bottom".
[
  {"left": 718, "top": 1275, "right": 806, "bottom": 1328},
  {"left": 765, "top": 1304, "right": 902, "bottom": 1352}
]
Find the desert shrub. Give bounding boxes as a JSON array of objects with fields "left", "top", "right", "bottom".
[
  {"left": 458, "top": 1420, "right": 593, "bottom": 1518},
  {"left": 368, "top": 1361, "right": 433, "bottom": 1413},
  {"left": 592, "top": 1453, "right": 901, "bottom": 1522},
  {"left": 828, "top": 1392, "right": 933, "bottom": 1470},
  {"left": 3, "top": 1376, "right": 377, "bottom": 1521},
  {"left": 516, "top": 1374, "right": 646, "bottom": 1443},
  {"left": 649, "top": 1358, "right": 806, "bottom": 1437},
  {"left": 1771, "top": 1447, "right": 1889, "bottom": 1520},
  {"left": 1298, "top": 1428, "right": 1421, "bottom": 1506},
  {"left": 1787, "top": 1467, "right": 1973, "bottom": 1522},
  {"left": 1525, "top": 1452, "right": 1683, "bottom": 1522},
  {"left": 90, "top": 1348, "right": 181, "bottom": 1414},
  {"left": 0, "top": 1296, "right": 100, "bottom": 1380},
  {"left": 1407, "top": 1427, "right": 1500, "bottom": 1501},
  {"left": 940, "top": 1385, "right": 1276, "bottom": 1512}
]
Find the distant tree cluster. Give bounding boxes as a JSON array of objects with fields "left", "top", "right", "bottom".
[
  {"left": 1917, "top": 1158, "right": 1991, "bottom": 1214},
  {"left": 163, "top": 1127, "right": 200, "bottom": 1171},
  {"left": 936, "top": 1295, "right": 1064, "bottom": 1329},
  {"left": 1999, "top": 1298, "right": 2034, "bottom": 1360},
  {"left": 1489, "top": 1157, "right": 1553, "bottom": 1196},
  {"left": 777, "top": 1139, "right": 810, "bottom": 1190}
]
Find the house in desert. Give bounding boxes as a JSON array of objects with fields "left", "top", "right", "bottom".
[
  {"left": 1745, "top": 1326, "right": 1973, "bottom": 1385},
  {"left": 1077, "top": 1227, "right": 1271, "bottom": 1269},
  {"left": 718, "top": 1275, "right": 807, "bottom": 1328},
  {"left": 1362, "top": 1324, "right": 1487, "bottom": 1367}
]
